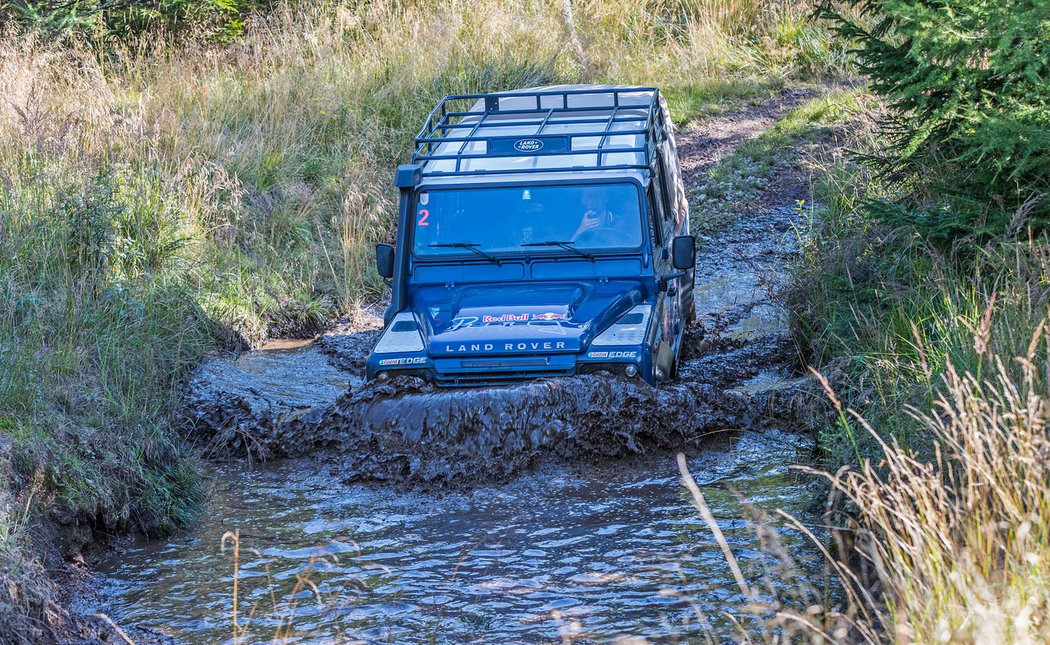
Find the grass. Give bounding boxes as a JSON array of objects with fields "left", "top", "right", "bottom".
[
  {"left": 772, "top": 86, "right": 1050, "bottom": 639},
  {"left": 690, "top": 87, "right": 865, "bottom": 232},
  {"left": 1, "top": 1, "right": 848, "bottom": 640},
  {"left": 825, "top": 325, "right": 1050, "bottom": 642}
]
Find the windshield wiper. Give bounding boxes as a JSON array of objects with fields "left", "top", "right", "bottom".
[
  {"left": 522, "top": 240, "right": 594, "bottom": 260},
  {"left": 428, "top": 242, "right": 501, "bottom": 264}
]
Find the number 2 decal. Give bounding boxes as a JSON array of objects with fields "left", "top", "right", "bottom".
[{"left": 417, "top": 209, "right": 430, "bottom": 226}]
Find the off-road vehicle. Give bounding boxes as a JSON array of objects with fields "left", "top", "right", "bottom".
[{"left": 368, "top": 85, "right": 694, "bottom": 386}]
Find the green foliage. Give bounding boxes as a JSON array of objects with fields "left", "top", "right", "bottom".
[
  {"left": 792, "top": 139, "right": 1050, "bottom": 466},
  {"left": 0, "top": 144, "right": 213, "bottom": 540},
  {"left": 7, "top": 0, "right": 272, "bottom": 40},
  {"left": 819, "top": 0, "right": 1050, "bottom": 240}
]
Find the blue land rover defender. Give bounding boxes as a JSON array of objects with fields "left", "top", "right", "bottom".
[{"left": 367, "top": 85, "right": 695, "bottom": 386}]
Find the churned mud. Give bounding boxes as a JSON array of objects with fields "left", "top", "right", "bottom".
[{"left": 182, "top": 91, "right": 818, "bottom": 486}]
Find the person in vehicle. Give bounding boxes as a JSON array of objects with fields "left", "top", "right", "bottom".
[{"left": 571, "top": 186, "right": 632, "bottom": 246}]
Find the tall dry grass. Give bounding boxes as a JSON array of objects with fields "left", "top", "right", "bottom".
[
  {"left": 780, "top": 93, "right": 1050, "bottom": 640},
  {"left": 4, "top": 0, "right": 846, "bottom": 338},
  {"left": 687, "top": 293, "right": 1050, "bottom": 642},
  {"left": 824, "top": 324, "right": 1050, "bottom": 642}
]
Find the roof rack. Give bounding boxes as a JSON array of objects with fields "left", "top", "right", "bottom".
[{"left": 412, "top": 86, "right": 666, "bottom": 178}]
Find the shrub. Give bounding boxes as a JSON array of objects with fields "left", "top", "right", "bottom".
[
  {"left": 818, "top": 0, "right": 1050, "bottom": 241},
  {"left": 6, "top": 0, "right": 273, "bottom": 40}
]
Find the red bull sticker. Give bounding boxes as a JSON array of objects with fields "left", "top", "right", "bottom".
[
  {"left": 482, "top": 313, "right": 530, "bottom": 323},
  {"left": 530, "top": 312, "right": 566, "bottom": 321}
]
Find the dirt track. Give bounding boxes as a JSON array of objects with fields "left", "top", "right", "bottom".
[{"left": 184, "top": 88, "right": 829, "bottom": 486}]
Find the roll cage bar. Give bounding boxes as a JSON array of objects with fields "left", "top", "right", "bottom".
[{"left": 412, "top": 87, "right": 668, "bottom": 178}]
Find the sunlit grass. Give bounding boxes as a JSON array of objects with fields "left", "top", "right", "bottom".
[{"left": 780, "top": 95, "right": 1050, "bottom": 640}]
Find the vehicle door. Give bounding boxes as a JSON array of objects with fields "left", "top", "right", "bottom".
[{"left": 649, "top": 170, "right": 682, "bottom": 361}]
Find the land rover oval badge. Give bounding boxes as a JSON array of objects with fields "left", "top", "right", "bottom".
[{"left": 514, "top": 138, "right": 544, "bottom": 152}]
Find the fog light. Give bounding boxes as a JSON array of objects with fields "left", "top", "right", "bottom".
[
  {"left": 624, "top": 364, "right": 639, "bottom": 378},
  {"left": 377, "top": 371, "right": 390, "bottom": 381}
]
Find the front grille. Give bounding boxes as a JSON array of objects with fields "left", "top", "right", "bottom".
[
  {"left": 460, "top": 357, "right": 550, "bottom": 369},
  {"left": 432, "top": 367, "right": 575, "bottom": 387},
  {"left": 432, "top": 354, "right": 576, "bottom": 387}
]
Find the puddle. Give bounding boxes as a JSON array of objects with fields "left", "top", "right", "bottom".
[
  {"left": 193, "top": 344, "right": 361, "bottom": 410},
  {"left": 80, "top": 431, "right": 822, "bottom": 643}
]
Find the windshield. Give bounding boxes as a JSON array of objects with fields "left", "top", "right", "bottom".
[{"left": 412, "top": 183, "right": 643, "bottom": 257}]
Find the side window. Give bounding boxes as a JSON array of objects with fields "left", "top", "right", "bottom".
[
  {"left": 647, "top": 189, "right": 664, "bottom": 246},
  {"left": 653, "top": 157, "right": 675, "bottom": 241},
  {"left": 658, "top": 144, "right": 677, "bottom": 219},
  {"left": 657, "top": 102, "right": 688, "bottom": 234},
  {"left": 661, "top": 138, "right": 687, "bottom": 234}
]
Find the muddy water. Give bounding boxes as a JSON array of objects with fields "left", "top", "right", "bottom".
[
  {"left": 86, "top": 430, "right": 819, "bottom": 643},
  {"left": 193, "top": 344, "right": 363, "bottom": 410},
  {"left": 80, "top": 205, "right": 823, "bottom": 642}
]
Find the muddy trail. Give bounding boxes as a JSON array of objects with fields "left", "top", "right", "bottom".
[
  {"left": 74, "top": 89, "right": 831, "bottom": 643},
  {"left": 182, "top": 91, "right": 818, "bottom": 487}
]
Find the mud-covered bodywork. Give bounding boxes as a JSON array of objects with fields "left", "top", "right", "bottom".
[{"left": 368, "top": 85, "right": 694, "bottom": 386}]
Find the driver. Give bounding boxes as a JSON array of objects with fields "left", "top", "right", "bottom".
[{"left": 571, "top": 187, "right": 620, "bottom": 244}]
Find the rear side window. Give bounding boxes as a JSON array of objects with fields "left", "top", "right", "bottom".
[{"left": 647, "top": 188, "right": 664, "bottom": 246}]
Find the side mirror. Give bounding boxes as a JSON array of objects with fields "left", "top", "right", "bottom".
[
  {"left": 375, "top": 243, "right": 395, "bottom": 278},
  {"left": 671, "top": 235, "right": 696, "bottom": 270}
]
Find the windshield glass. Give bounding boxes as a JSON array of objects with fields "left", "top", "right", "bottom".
[{"left": 412, "top": 183, "right": 643, "bottom": 257}]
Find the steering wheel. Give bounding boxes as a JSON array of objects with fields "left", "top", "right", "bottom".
[{"left": 575, "top": 227, "right": 621, "bottom": 247}]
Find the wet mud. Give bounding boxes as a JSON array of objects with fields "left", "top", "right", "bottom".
[{"left": 183, "top": 201, "right": 809, "bottom": 486}]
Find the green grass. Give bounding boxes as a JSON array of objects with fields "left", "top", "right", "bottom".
[
  {"left": 664, "top": 79, "right": 783, "bottom": 125},
  {"left": 690, "top": 88, "right": 865, "bottom": 232},
  {"left": 785, "top": 147, "right": 1050, "bottom": 641}
]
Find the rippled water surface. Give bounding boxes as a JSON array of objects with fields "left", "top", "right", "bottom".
[{"left": 84, "top": 429, "right": 818, "bottom": 643}]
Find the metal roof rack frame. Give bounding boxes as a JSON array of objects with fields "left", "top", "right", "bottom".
[{"left": 411, "top": 86, "right": 666, "bottom": 178}]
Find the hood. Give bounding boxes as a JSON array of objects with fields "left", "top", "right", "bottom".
[{"left": 411, "top": 281, "right": 645, "bottom": 357}]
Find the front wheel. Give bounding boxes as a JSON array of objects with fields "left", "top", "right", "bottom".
[{"left": 684, "top": 269, "right": 697, "bottom": 324}]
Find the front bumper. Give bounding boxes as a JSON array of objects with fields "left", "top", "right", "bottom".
[{"left": 367, "top": 347, "right": 650, "bottom": 387}]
